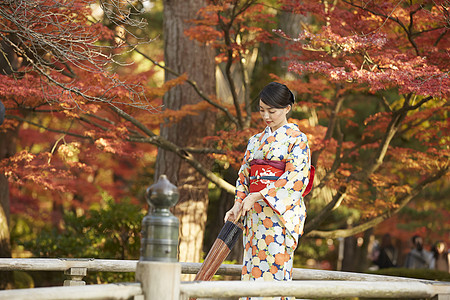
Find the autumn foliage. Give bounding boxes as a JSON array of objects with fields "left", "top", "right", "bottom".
[
  {"left": 0, "top": 0, "right": 449, "bottom": 265},
  {"left": 184, "top": 0, "right": 449, "bottom": 239},
  {"left": 0, "top": 0, "right": 165, "bottom": 218},
  {"left": 278, "top": 0, "right": 449, "bottom": 225}
]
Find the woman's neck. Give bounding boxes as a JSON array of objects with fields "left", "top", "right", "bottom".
[{"left": 270, "top": 120, "right": 288, "bottom": 132}]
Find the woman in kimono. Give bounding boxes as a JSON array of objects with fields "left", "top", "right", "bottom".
[{"left": 224, "top": 82, "right": 313, "bottom": 300}]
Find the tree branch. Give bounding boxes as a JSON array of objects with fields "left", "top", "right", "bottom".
[
  {"left": 109, "top": 105, "right": 157, "bottom": 138},
  {"left": 13, "top": 103, "right": 235, "bottom": 193},
  {"left": 6, "top": 115, "right": 91, "bottom": 141},
  {"left": 237, "top": 37, "right": 253, "bottom": 128},
  {"left": 311, "top": 92, "right": 345, "bottom": 168},
  {"left": 218, "top": 13, "right": 244, "bottom": 129},
  {"left": 303, "top": 185, "right": 347, "bottom": 235},
  {"left": 127, "top": 136, "right": 235, "bottom": 193},
  {"left": 379, "top": 95, "right": 393, "bottom": 113},
  {"left": 342, "top": 0, "right": 420, "bottom": 55},
  {"left": 0, "top": 1, "right": 156, "bottom": 109},
  {"left": 214, "top": 0, "right": 257, "bottom": 129},
  {"left": 110, "top": 106, "right": 236, "bottom": 193},
  {"left": 181, "top": 147, "right": 226, "bottom": 155},
  {"left": 307, "top": 165, "right": 449, "bottom": 238},
  {"left": 308, "top": 93, "right": 437, "bottom": 234},
  {"left": 358, "top": 94, "right": 415, "bottom": 180},
  {"left": 129, "top": 40, "right": 240, "bottom": 126},
  {"left": 313, "top": 120, "right": 345, "bottom": 191}
]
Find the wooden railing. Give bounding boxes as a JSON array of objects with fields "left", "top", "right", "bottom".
[{"left": 0, "top": 258, "right": 449, "bottom": 299}]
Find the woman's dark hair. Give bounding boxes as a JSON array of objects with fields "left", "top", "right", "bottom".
[
  {"left": 380, "top": 233, "right": 393, "bottom": 248},
  {"left": 259, "top": 82, "right": 295, "bottom": 108},
  {"left": 412, "top": 235, "right": 421, "bottom": 245}
]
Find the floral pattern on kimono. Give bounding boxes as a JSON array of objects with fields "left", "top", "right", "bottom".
[{"left": 234, "top": 123, "right": 310, "bottom": 300}]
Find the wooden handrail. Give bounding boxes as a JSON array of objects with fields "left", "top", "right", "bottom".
[
  {"left": 0, "top": 258, "right": 449, "bottom": 300},
  {"left": 0, "top": 258, "right": 432, "bottom": 282},
  {"left": 179, "top": 280, "right": 448, "bottom": 299},
  {"left": 0, "top": 279, "right": 448, "bottom": 300},
  {"left": 0, "top": 283, "right": 142, "bottom": 300}
]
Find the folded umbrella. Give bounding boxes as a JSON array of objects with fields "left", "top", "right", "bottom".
[{"left": 194, "top": 212, "right": 243, "bottom": 282}]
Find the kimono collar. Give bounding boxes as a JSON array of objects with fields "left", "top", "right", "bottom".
[{"left": 264, "top": 123, "right": 299, "bottom": 135}]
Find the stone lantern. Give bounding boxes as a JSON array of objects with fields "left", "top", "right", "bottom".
[{"left": 140, "top": 175, "right": 180, "bottom": 262}]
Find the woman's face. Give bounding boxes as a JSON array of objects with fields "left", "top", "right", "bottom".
[
  {"left": 437, "top": 242, "right": 445, "bottom": 253},
  {"left": 259, "top": 100, "right": 290, "bottom": 132}
]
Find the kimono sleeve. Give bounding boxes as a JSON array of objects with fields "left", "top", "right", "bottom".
[
  {"left": 234, "top": 135, "right": 258, "bottom": 203},
  {"left": 259, "top": 135, "right": 310, "bottom": 215}
]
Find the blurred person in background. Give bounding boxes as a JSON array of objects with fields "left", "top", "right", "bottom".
[
  {"left": 404, "top": 235, "right": 433, "bottom": 269},
  {"left": 431, "top": 241, "right": 450, "bottom": 272},
  {"left": 374, "top": 233, "right": 398, "bottom": 269}
]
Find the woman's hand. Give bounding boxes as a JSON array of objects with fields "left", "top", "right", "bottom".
[
  {"left": 224, "top": 193, "right": 264, "bottom": 222},
  {"left": 241, "top": 192, "right": 264, "bottom": 213},
  {"left": 224, "top": 201, "right": 242, "bottom": 223}
]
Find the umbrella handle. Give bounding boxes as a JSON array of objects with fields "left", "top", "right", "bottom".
[{"left": 233, "top": 210, "right": 242, "bottom": 224}]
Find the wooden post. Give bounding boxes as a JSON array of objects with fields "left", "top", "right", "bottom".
[
  {"left": 136, "top": 261, "right": 180, "bottom": 300},
  {"left": 63, "top": 267, "right": 87, "bottom": 286}
]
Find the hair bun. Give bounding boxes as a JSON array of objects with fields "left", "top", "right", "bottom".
[
  {"left": 289, "top": 90, "right": 295, "bottom": 104},
  {"left": 260, "top": 82, "right": 295, "bottom": 108}
]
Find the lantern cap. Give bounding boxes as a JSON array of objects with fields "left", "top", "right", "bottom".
[{"left": 145, "top": 175, "right": 179, "bottom": 208}]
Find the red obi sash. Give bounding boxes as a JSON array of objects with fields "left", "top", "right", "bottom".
[
  {"left": 249, "top": 159, "right": 315, "bottom": 197},
  {"left": 249, "top": 159, "right": 285, "bottom": 193}
]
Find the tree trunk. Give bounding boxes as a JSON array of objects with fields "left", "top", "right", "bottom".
[
  {"left": 0, "top": 172, "right": 12, "bottom": 290},
  {"left": 156, "top": 0, "right": 216, "bottom": 269},
  {"left": 341, "top": 235, "right": 357, "bottom": 272},
  {"left": 0, "top": 38, "right": 20, "bottom": 290},
  {"left": 0, "top": 129, "right": 18, "bottom": 289},
  {"left": 355, "top": 229, "right": 372, "bottom": 272}
]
